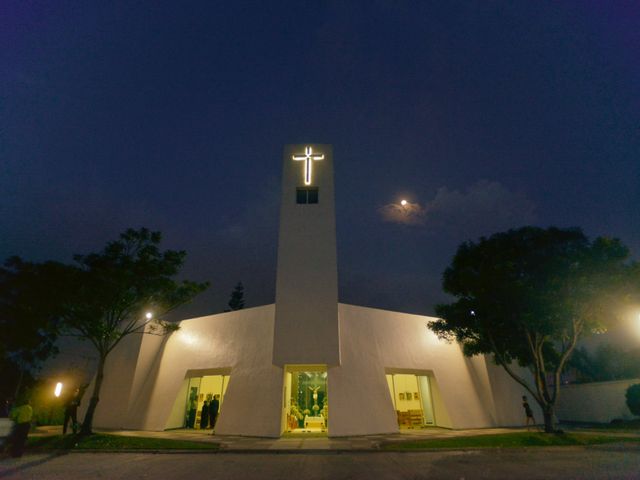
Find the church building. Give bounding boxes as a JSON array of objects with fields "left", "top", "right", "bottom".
[{"left": 84, "top": 144, "right": 528, "bottom": 437}]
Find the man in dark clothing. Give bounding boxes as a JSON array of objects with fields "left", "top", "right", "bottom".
[
  {"left": 522, "top": 395, "right": 535, "bottom": 430},
  {"left": 63, "top": 388, "right": 81, "bottom": 435},
  {"left": 200, "top": 400, "right": 210, "bottom": 429},
  {"left": 209, "top": 395, "right": 220, "bottom": 431},
  {"left": 0, "top": 398, "right": 11, "bottom": 417}
]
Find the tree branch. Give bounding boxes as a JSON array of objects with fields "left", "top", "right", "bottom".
[{"left": 488, "top": 333, "right": 541, "bottom": 404}]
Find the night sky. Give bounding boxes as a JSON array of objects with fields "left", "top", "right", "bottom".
[{"left": 2, "top": 1, "right": 639, "bottom": 318}]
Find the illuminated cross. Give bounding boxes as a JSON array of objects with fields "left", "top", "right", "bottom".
[{"left": 292, "top": 146, "right": 324, "bottom": 185}]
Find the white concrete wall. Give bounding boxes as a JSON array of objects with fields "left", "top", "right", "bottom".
[
  {"left": 79, "top": 331, "right": 144, "bottom": 429},
  {"left": 483, "top": 360, "right": 541, "bottom": 426},
  {"left": 273, "top": 144, "right": 340, "bottom": 366},
  {"left": 89, "top": 302, "right": 529, "bottom": 436},
  {"left": 140, "top": 305, "right": 283, "bottom": 436},
  {"left": 328, "top": 304, "right": 526, "bottom": 436},
  {"left": 555, "top": 379, "right": 640, "bottom": 423}
]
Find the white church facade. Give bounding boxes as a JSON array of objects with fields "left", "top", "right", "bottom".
[{"left": 84, "top": 144, "right": 528, "bottom": 437}]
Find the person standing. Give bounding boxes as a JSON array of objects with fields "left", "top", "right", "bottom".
[
  {"left": 0, "top": 398, "right": 11, "bottom": 418},
  {"left": 209, "top": 395, "right": 220, "bottom": 432},
  {"left": 522, "top": 395, "right": 535, "bottom": 430},
  {"left": 200, "top": 400, "right": 210, "bottom": 429},
  {"left": 63, "top": 388, "right": 81, "bottom": 435},
  {"left": 8, "top": 398, "right": 32, "bottom": 458}
]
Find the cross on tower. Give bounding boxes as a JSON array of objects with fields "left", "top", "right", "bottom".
[{"left": 292, "top": 146, "right": 324, "bottom": 185}]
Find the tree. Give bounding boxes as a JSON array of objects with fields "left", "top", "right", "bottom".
[
  {"left": 226, "top": 281, "right": 245, "bottom": 311},
  {"left": 626, "top": 384, "right": 640, "bottom": 417},
  {"left": 568, "top": 345, "right": 640, "bottom": 383},
  {"left": 0, "top": 258, "right": 75, "bottom": 400},
  {"left": 58, "top": 228, "right": 209, "bottom": 434},
  {"left": 431, "top": 226, "right": 635, "bottom": 433}
]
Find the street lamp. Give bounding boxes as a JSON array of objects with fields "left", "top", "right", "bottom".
[{"left": 54, "top": 382, "right": 63, "bottom": 398}]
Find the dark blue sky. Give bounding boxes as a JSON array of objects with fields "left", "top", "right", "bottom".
[{"left": 2, "top": 1, "right": 638, "bottom": 317}]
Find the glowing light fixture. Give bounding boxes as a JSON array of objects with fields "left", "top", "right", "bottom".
[
  {"left": 145, "top": 311, "right": 153, "bottom": 320},
  {"left": 292, "top": 146, "right": 324, "bottom": 185},
  {"left": 400, "top": 199, "right": 408, "bottom": 206},
  {"left": 54, "top": 382, "right": 63, "bottom": 397}
]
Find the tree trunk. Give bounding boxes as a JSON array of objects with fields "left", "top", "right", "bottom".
[
  {"left": 13, "top": 366, "right": 24, "bottom": 400},
  {"left": 81, "top": 354, "right": 106, "bottom": 435},
  {"left": 542, "top": 404, "right": 556, "bottom": 433}
]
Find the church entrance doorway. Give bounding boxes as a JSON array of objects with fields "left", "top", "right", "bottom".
[
  {"left": 386, "top": 373, "right": 438, "bottom": 428},
  {"left": 165, "top": 373, "right": 230, "bottom": 430},
  {"left": 282, "top": 366, "right": 328, "bottom": 434}
]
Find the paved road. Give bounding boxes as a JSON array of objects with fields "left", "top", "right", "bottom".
[{"left": 1, "top": 445, "right": 639, "bottom": 480}]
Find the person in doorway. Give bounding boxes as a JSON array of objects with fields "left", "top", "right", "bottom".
[
  {"left": 63, "top": 387, "right": 81, "bottom": 435},
  {"left": 522, "top": 395, "right": 535, "bottom": 430},
  {"left": 7, "top": 398, "right": 32, "bottom": 458},
  {"left": 209, "top": 395, "right": 220, "bottom": 432},
  {"left": 200, "top": 400, "right": 210, "bottom": 429},
  {"left": 186, "top": 389, "right": 198, "bottom": 428}
]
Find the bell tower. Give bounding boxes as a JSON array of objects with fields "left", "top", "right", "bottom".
[{"left": 272, "top": 144, "right": 340, "bottom": 366}]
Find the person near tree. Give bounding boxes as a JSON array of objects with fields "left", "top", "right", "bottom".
[
  {"left": 522, "top": 395, "right": 535, "bottom": 430},
  {"left": 7, "top": 398, "right": 32, "bottom": 457},
  {"left": 63, "top": 387, "right": 81, "bottom": 435}
]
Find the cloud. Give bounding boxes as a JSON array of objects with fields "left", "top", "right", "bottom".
[
  {"left": 379, "top": 180, "right": 537, "bottom": 237},
  {"left": 425, "top": 180, "right": 536, "bottom": 233},
  {"left": 379, "top": 201, "right": 426, "bottom": 226}
]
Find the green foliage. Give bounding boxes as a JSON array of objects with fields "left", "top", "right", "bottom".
[
  {"left": 1, "top": 228, "right": 208, "bottom": 434},
  {"left": 626, "top": 384, "right": 640, "bottom": 416},
  {"left": 226, "top": 281, "right": 245, "bottom": 311},
  {"left": 61, "top": 228, "right": 208, "bottom": 353},
  {"left": 431, "top": 226, "right": 637, "bottom": 432},
  {"left": 382, "top": 432, "right": 640, "bottom": 450},
  {"left": 289, "top": 404, "right": 304, "bottom": 420},
  {"left": 56, "top": 228, "right": 209, "bottom": 434},
  {"left": 569, "top": 345, "right": 640, "bottom": 383},
  {"left": 0, "top": 258, "right": 77, "bottom": 398}
]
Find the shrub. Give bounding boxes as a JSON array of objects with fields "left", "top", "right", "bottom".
[{"left": 625, "top": 384, "right": 640, "bottom": 416}]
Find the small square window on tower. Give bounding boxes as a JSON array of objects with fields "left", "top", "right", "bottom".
[{"left": 296, "top": 187, "right": 319, "bottom": 204}]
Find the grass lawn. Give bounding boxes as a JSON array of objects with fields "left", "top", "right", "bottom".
[
  {"left": 27, "top": 433, "right": 219, "bottom": 451},
  {"left": 575, "top": 420, "right": 640, "bottom": 432},
  {"left": 383, "top": 432, "right": 640, "bottom": 450}
]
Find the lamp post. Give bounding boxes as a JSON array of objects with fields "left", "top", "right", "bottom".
[{"left": 50, "top": 382, "right": 63, "bottom": 425}]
